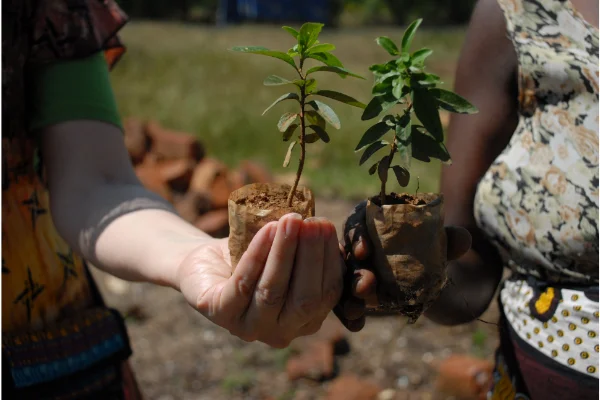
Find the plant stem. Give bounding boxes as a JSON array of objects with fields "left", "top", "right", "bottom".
[
  {"left": 287, "top": 80, "right": 306, "bottom": 207},
  {"left": 380, "top": 137, "right": 397, "bottom": 206}
]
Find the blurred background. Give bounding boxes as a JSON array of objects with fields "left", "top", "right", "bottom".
[{"left": 97, "top": 1, "right": 501, "bottom": 399}]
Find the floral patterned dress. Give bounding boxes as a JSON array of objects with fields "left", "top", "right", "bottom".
[{"left": 473, "top": 0, "right": 599, "bottom": 398}]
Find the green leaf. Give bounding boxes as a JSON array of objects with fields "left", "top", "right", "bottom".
[
  {"left": 429, "top": 88, "right": 479, "bottom": 114},
  {"left": 308, "top": 43, "right": 335, "bottom": 54},
  {"left": 278, "top": 112, "right": 298, "bottom": 132},
  {"left": 372, "top": 81, "right": 392, "bottom": 97},
  {"left": 264, "top": 75, "right": 293, "bottom": 86},
  {"left": 309, "top": 125, "right": 330, "bottom": 143},
  {"left": 282, "top": 26, "right": 299, "bottom": 39},
  {"left": 392, "top": 79, "right": 403, "bottom": 99},
  {"left": 376, "top": 36, "right": 400, "bottom": 56},
  {"left": 395, "top": 116, "right": 411, "bottom": 143},
  {"left": 411, "top": 48, "right": 433, "bottom": 66},
  {"left": 355, "top": 122, "right": 392, "bottom": 151},
  {"left": 392, "top": 165, "right": 410, "bottom": 187},
  {"left": 401, "top": 19, "right": 423, "bottom": 53},
  {"left": 411, "top": 126, "right": 452, "bottom": 164},
  {"left": 298, "top": 22, "right": 323, "bottom": 53},
  {"left": 304, "top": 133, "right": 320, "bottom": 143},
  {"left": 369, "top": 63, "right": 393, "bottom": 75},
  {"left": 231, "top": 46, "right": 297, "bottom": 69},
  {"left": 397, "top": 141, "right": 412, "bottom": 170},
  {"left": 262, "top": 93, "right": 299, "bottom": 115},
  {"left": 308, "top": 100, "right": 341, "bottom": 129},
  {"left": 283, "top": 141, "right": 296, "bottom": 167},
  {"left": 297, "top": 78, "right": 317, "bottom": 94},
  {"left": 305, "top": 110, "right": 326, "bottom": 129},
  {"left": 282, "top": 123, "right": 298, "bottom": 141},
  {"left": 312, "top": 90, "right": 366, "bottom": 109},
  {"left": 368, "top": 161, "right": 379, "bottom": 175},
  {"left": 308, "top": 52, "right": 344, "bottom": 68},
  {"left": 413, "top": 73, "right": 442, "bottom": 88},
  {"left": 306, "top": 65, "right": 364, "bottom": 79},
  {"left": 378, "top": 155, "right": 390, "bottom": 183},
  {"left": 361, "top": 95, "right": 399, "bottom": 121},
  {"left": 412, "top": 89, "right": 444, "bottom": 141},
  {"left": 359, "top": 140, "right": 388, "bottom": 165}
]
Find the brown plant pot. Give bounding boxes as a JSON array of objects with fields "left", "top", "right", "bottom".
[
  {"left": 365, "top": 192, "right": 447, "bottom": 322},
  {"left": 228, "top": 182, "right": 315, "bottom": 269}
]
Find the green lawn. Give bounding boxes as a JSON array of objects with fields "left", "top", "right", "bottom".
[{"left": 111, "top": 22, "right": 466, "bottom": 199}]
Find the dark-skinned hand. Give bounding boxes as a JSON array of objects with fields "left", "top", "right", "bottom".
[{"left": 333, "top": 200, "right": 472, "bottom": 332}]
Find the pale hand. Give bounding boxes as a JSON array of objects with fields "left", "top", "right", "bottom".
[{"left": 177, "top": 214, "right": 345, "bottom": 348}]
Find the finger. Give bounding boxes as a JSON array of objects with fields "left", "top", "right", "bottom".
[
  {"left": 446, "top": 226, "right": 472, "bottom": 261},
  {"left": 219, "top": 222, "right": 277, "bottom": 321},
  {"left": 352, "top": 270, "right": 379, "bottom": 309},
  {"left": 321, "top": 221, "right": 344, "bottom": 310},
  {"left": 279, "top": 217, "right": 325, "bottom": 328},
  {"left": 244, "top": 213, "right": 303, "bottom": 326},
  {"left": 342, "top": 296, "right": 365, "bottom": 321}
]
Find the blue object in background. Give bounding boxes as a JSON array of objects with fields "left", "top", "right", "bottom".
[{"left": 218, "top": 0, "right": 331, "bottom": 25}]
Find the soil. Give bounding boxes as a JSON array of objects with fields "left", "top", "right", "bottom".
[
  {"left": 370, "top": 193, "right": 432, "bottom": 207},
  {"left": 91, "top": 197, "right": 500, "bottom": 400},
  {"left": 235, "top": 186, "right": 307, "bottom": 210}
]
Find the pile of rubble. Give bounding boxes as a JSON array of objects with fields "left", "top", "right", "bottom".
[{"left": 123, "top": 118, "right": 272, "bottom": 238}]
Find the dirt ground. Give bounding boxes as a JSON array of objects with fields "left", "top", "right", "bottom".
[{"left": 91, "top": 197, "right": 500, "bottom": 400}]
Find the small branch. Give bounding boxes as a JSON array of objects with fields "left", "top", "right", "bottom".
[
  {"left": 380, "top": 138, "right": 397, "bottom": 206},
  {"left": 288, "top": 84, "right": 306, "bottom": 207}
]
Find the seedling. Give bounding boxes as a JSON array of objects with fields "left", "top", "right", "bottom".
[
  {"left": 356, "top": 19, "right": 477, "bottom": 204},
  {"left": 227, "top": 23, "right": 364, "bottom": 268},
  {"left": 354, "top": 19, "right": 478, "bottom": 321},
  {"left": 232, "top": 22, "right": 365, "bottom": 206}
]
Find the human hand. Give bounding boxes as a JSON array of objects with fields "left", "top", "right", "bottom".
[
  {"left": 334, "top": 201, "right": 472, "bottom": 331},
  {"left": 177, "top": 213, "right": 344, "bottom": 348}
]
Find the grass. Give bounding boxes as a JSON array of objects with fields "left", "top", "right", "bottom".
[{"left": 111, "top": 22, "right": 466, "bottom": 199}]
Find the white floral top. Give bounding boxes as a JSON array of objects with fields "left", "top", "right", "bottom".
[{"left": 474, "top": 0, "right": 599, "bottom": 381}]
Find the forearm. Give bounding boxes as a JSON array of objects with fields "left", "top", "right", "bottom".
[
  {"left": 50, "top": 180, "right": 212, "bottom": 290},
  {"left": 425, "top": 247, "right": 503, "bottom": 325}
]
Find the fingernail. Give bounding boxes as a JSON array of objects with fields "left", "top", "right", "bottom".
[{"left": 285, "top": 214, "right": 301, "bottom": 237}]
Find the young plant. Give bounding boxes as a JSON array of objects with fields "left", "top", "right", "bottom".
[
  {"left": 232, "top": 23, "right": 365, "bottom": 206},
  {"left": 355, "top": 19, "right": 478, "bottom": 205}
]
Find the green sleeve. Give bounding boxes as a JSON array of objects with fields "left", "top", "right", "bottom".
[{"left": 28, "top": 52, "right": 123, "bottom": 132}]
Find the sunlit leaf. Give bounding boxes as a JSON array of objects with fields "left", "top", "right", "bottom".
[
  {"left": 376, "top": 36, "right": 400, "bottom": 56},
  {"left": 308, "top": 52, "right": 344, "bottom": 68},
  {"left": 401, "top": 19, "right": 423, "bottom": 53},
  {"left": 359, "top": 140, "right": 388, "bottom": 165},
  {"left": 278, "top": 112, "right": 298, "bottom": 132},
  {"left": 262, "top": 93, "right": 299, "bottom": 115},
  {"left": 411, "top": 48, "right": 433, "bottom": 66},
  {"left": 264, "top": 75, "right": 293, "bottom": 86},
  {"left": 429, "top": 88, "right": 479, "bottom": 114},
  {"left": 298, "top": 22, "right": 323, "bottom": 53},
  {"left": 412, "top": 89, "right": 444, "bottom": 141},
  {"left": 355, "top": 122, "right": 392, "bottom": 151},
  {"left": 308, "top": 43, "right": 336, "bottom": 54},
  {"left": 307, "top": 100, "right": 341, "bottom": 129},
  {"left": 306, "top": 66, "right": 364, "bottom": 79},
  {"left": 282, "top": 26, "right": 299, "bottom": 39},
  {"left": 231, "top": 46, "right": 297, "bottom": 69},
  {"left": 312, "top": 90, "right": 366, "bottom": 109},
  {"left": 283, "top": 141, "right": 296, "bottom": 167},
  {"left": 309, "top": 125, "right": 330, "bottom": 143},
  {"left": 306, "top": 110, "right": 326, "bottom": 129}
]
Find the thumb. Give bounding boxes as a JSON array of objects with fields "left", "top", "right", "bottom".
[{"left": 445, "top": 226, "right": 472, "bottom": 261}]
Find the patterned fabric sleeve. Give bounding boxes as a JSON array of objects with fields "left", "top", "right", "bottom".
[{"left": 28, "top": 0, "right": 128, "bottom": 69}]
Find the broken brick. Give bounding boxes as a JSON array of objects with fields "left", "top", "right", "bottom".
[
  {"left": 158, "top": 158, "right": 196, "bottom": 194},
  {"left": 146, "top": 120, "right": 204, "bottom": 161},
  {"left": 134, "top": 160, "right": 172, "bottom": 202},
  {"left": 286, "top": 340, "right": 335, "bottom": 382},
  {"left": 325, "top": 374, "right": 381, "bottom": 400},
  {"left": 195, "top": 209, "right": 229, "bottom": 238},
  {"left": 240, "top": 160, "right": 272, "bottom": 184},
  {"left": 173, "top": 192, "right": 212, "bottom": 223}
]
